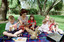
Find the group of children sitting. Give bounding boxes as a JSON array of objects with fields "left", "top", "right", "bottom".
[
  {"left": 38, "top": 15, "right": 64, "bottom": 34},
  {"left": 3, "top": 14, "right": 64, "bottom": 39}
]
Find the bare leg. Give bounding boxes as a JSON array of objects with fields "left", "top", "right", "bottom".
[
  {"left": 3, "top": 31, "right": 17, "bottom": 37},
  {"left": 47, "top": 31, "right": 52, "bottom": 34},
  {"left": 14, "top": 30, "right": 23, "bottom": 35},
  {"left": 58, "top": 29, "right": 64, "bottom": 34}
]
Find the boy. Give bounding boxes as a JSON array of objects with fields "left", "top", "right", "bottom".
[{"left": 3, "top": 15, "right": 23, "bottom": 37}]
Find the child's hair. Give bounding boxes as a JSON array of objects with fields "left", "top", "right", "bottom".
[
  {"left": 8, "top": 15, "right": 14, "bottom": 21},
  {"left": 43, "top": 20, "right": 47, "bottom": 24},
  {"left": 45, "top": 15, "right": 50, "bottom": 18},
  {"left": 54, "top": 24, "right": 58, "bottom": 28},
  {"left": 29, "top": 15, "right": 35, "bottom": 22},
  {"left": 50, "top": 18, "right": 55, "bottom": 23}
]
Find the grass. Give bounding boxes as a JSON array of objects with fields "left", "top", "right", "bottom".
[{"left": 0, "top": 15, "right": 64, "bottom": 35}]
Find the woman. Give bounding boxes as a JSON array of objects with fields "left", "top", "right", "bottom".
[
  {"left": 18, "top": 9, "right": 29, "bottom": 31},
  {"left": 18, "top": 9, "right": 29, "bottom": 25}
]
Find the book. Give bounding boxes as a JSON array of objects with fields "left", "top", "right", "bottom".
[
  {"left": 47, "top": 33, "right": 63, "bottom": 42},
  {"left": 12, "top": 37, "right": 27, "bottom": 42}
]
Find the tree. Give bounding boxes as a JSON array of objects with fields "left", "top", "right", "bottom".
[
  {"left": 0, "top": 0, "right": 8, "bottom": 21},
  {"left": 54, "top": 0, "right": 63, "bottom": 11},
  {"left": 0, "top": 0, "right": 2, "bottom": 8},
  {"left": 37, "top": 0, "right": 62, "bottom": 15},
  {"left": 37, "top": 0, "right": 44, "bottom": 15},
  {"left": 8, "top": 0, "right": 19, "bottom": 9}
]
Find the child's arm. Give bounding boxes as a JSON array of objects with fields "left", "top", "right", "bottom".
[
  {"left": 56, "top": 25, "right": 59, "bottom": 32},
  {"left": 12, "top": 22, "right": 19, "bottom": 30},
  {"left": 31, "top": 20, "right": 36, "bottom": 28},
  {"left": 52, "top": 26, "right": 55, "bottom": 33},
  {"left": 38, "top": 24, "right": 43, "bottom": 32}
]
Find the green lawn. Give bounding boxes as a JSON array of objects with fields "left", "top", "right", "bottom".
[{"left": 0, "top": 15, "right": 64, "bottom": 35}]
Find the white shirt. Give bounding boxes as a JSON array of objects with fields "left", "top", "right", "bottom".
[
  {"left": 38, "top": 23, "right": 49, "bottom": 32},
  {"left": 5, "top": 21, "right": 19, "bottom": 31}
]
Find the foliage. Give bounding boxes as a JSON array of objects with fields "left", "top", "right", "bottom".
[
  {"left": 7, "top": 0, "right": 63, "bottom": 15},
  {"left": 46, "top": 0, "right": 53, "bottom": 7},
  {"left": 27, "top": 8, "right": 38, "bottom": 15},
  {"left": 49, "top": 11, "right": 61, "bottom": 15},
  {"left": 0, "top": 0, "right": 2, "bottom": 8},
  {"left": 8, "top": 0, "right": 19, "bottom": 9},
  {"left": 11, "top": 5, "right": 21, "bottom": 14},
  {"left": 39, "top": 0, "right": 44, "bottom": 8},
  {"left": 11, "top": 9, "right": 20, "bottom": 14},
  {"left": 54, "top": 1, "right": 63, "bottom": 11}
]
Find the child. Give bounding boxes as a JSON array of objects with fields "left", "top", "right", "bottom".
[
  {"left": 28, "top": 15, "right": 37, "bottom": 30},
  {"left": 45, "top": 15, "right": 50, "bottom": 22},
  {"left": 44, "top": 15, "right": 51, "bottom": 27},
  {"left": 3, "top": 15, "right": 23, "bottom": 37},
  {"left": 52, "top": 22, "right": 64, "bottom": 34},
  {"left": 49, "top": 18, "right": 55, "bottom": 31},
  {"left": 38, "top": 20, "right": 52, "bottom": 34}
]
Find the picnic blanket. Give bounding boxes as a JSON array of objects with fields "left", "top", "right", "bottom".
[{"left": 0, "top": 32, "right": 50, "bottom": 42}]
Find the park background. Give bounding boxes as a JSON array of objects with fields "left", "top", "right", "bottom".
[{"left": 0, "top": 0, "right": 64, "bottom": 36}]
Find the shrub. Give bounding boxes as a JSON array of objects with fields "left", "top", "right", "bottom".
[
  {"left": 54, "top": 1, "right": 63, "bottom": 11},
  {"left": 49, "top": 11, "right": 61, "bottom": 15},
  {"left": 27, "top": 8, "right": 38, "bottom": 15}
]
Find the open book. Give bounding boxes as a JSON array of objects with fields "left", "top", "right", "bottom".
[{"left": 12, "top": 37, "right": 27, "bottom": 42}]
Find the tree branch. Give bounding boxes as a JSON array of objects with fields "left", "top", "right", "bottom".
[
  {"left": 43, "top": 0, "right": 47, "bottom": 15},
  {"left": 37, "top": 0, "right": 42, "bottom": 15},
  {"left": 53, "top": 0, "right": 61, "bottom": 6},
  {"left": 46, "top": 0, "right": 62, "bottom": 14},
  {"left": 46, "top": 0, "right": 56, "bottom": 14}
]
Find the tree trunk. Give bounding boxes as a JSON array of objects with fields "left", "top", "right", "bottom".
[
  {"left": 43, "top": 0, "right": 47, "bottom": 15},
  {"left": 0, "top": 0, "right": 8, "bottom": 21},
  {"left": 37, "top": 0, "right": 42, "bottom": 15}
]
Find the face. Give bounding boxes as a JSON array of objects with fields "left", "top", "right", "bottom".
[
  {"left": 10, "top": 20, "right": 15, "bottom": 24},
  {"left": 30, "top": 17, "right": 33, "bottom": 20},
  {"left": 46, "top": 15, "right": 50, "bottom": 20},
  {"left": 45, "top": 18, "right": 49, "bottom": 21},
  {"left": 22, "top": 13, "right": 26, "bottom": 17},
  {"left": 43, "top": 21, "right": 47, "bottom": 24},
  {"left": 47, "top": 16, "right": 50, "bottom": 19},
  {"left": 50, "top": 19, "right": 54, "bottom": 23}
]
